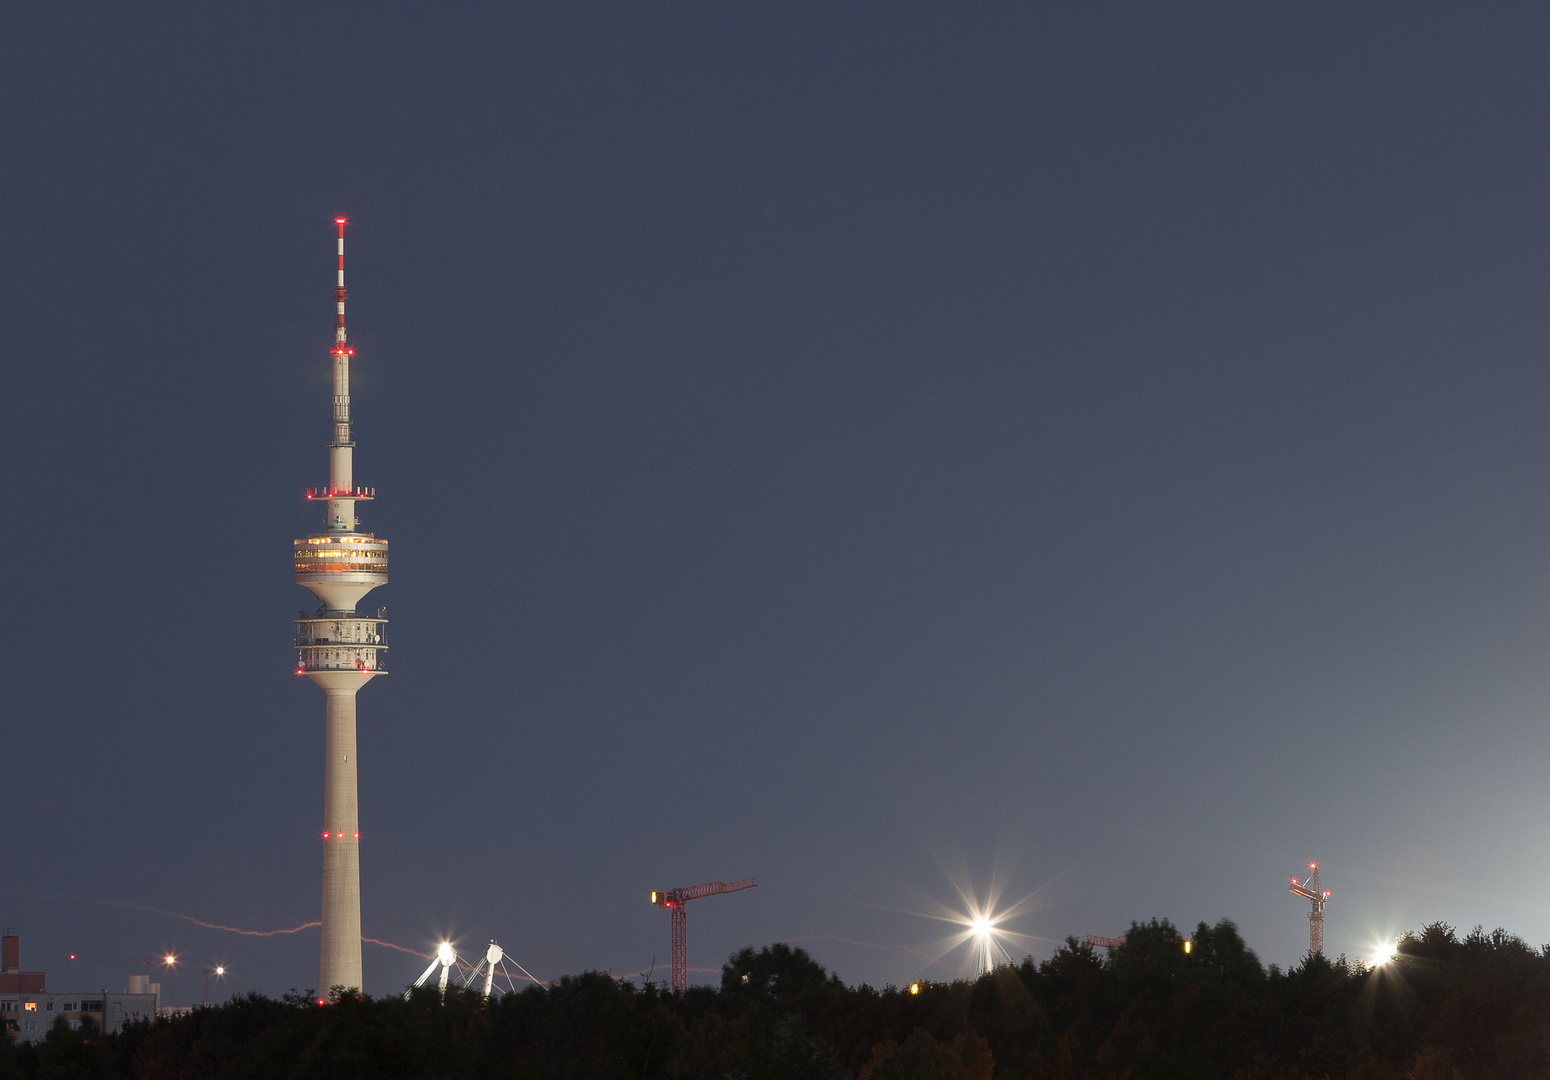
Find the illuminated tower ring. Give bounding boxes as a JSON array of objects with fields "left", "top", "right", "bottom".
[{"left": 293, "top": 218, "right": 388, "bottom": 996}]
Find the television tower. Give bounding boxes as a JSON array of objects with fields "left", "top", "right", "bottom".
[{"left": 293, "top": 218, "right": 389, "bottom": 996}]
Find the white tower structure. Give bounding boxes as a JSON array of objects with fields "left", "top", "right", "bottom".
[{"left": 293, "top": 218, "right": 389, "bottom": 996}]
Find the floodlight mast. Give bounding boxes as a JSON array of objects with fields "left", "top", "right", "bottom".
[
  {"left": 1288, "top": 863, "right": 1331, "bottom": 956},
  {"left": 482, "top": 941, "right": 503, "bottom": 997},
  {"left": 406, "top": 944, "right": 456, "bottom": 998},
  {"left": 294, "top": 217, "right": 391, "bottom": 998},
  {"left": 649, "top": 878, "right": 757, "bottom": 994},
  {"left": 405, "top": 940, "right": 517, "bottom": 1001},
  {"left": 457, "top": 941, "right": 507, "bottom": 998}
]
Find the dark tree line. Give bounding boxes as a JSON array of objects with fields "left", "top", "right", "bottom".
[{"left": 3, "top": 919, "right": 1547, "bottom": 1079}]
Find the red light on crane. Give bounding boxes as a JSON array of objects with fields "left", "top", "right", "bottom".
[{"left": 1289, "top": 864, "right": 1329, "bottom": 957}]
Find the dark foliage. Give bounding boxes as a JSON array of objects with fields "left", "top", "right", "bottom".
[{"left": 9, "top": 921, "right": 1550, "bottom": 1079}]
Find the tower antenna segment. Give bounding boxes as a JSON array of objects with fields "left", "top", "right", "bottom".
[
  {"left": 1288, "top": 863, "right": 1330, "bottom": 956},
  {"left": 294, "top": 218, "right": 391, "bottom": 997},
  {"left": 335, "top": 217, "right": 348, "bottom": 348},
  {"left": 649, "top": 878, "right": 757, "bottom": 994}
]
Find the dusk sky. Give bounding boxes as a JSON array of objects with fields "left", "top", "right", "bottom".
[{"left": 6, "top": 3, "right": 1550, "bottom": 1003}]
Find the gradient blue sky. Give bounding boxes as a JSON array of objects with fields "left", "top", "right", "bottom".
[{"left": 5, "top": 3, "right": 1550, "bottom": 1002}]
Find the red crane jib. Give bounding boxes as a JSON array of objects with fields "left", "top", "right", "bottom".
[{"left": 653, "top": 878, "right": 757, "bottom": 906}]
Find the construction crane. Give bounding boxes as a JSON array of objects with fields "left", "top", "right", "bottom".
[
  {"left": 649, "top": 878, "right": 757, "bottom": 994},
  {"left": 1288, "top": 862, "right": 1330, "bottom": 956},
  {"left": 70, "top": 954, "right": 177, "bottom": 980}
]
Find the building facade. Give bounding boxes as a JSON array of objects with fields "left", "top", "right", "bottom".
[
  {"left": 2, "top": 990, "right": 160, "bottom": 1043},
  {"left": 0, "top": 932, "right": 157, "bottom": 1045}
]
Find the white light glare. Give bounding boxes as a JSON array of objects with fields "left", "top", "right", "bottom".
[
  {"left": 1370, "top": 941, "right": 1396, "bottom": 967},
  {"left": 914, "top": 870, "right": 1045, "bottom": 979},
  {"left": 437, "top": 942, "right": 456, "bottom": 966}
]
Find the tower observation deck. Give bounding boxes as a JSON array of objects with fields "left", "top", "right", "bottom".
[{"left": 293, "top": 218, "right": 387, "bottom": 996}]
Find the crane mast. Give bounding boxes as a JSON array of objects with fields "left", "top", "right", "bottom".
[{"left": 1288, "top": 862, "right": 1330, "bottom": 956}]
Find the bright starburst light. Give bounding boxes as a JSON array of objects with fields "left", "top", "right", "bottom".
[
  {"left": 906, "top": 866, "right": 1058, "bottom": 978},
  {"left": 1369, "top": 940, "right": 1397, "bottom": 967}
]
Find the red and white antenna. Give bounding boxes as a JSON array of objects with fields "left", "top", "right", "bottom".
[
  {"left": 324, "top": 218, "right": 361, "bottom": 524},
  {"left": 334, "top": 217, "right": 349, "bottom": 352}
]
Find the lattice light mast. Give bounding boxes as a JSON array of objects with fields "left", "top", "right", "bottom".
[
  {"left": 649, "top": 879, "right": 757, "bottom": 994},
  {"left": 1288, "top": 863, "right": 1330, "bottom": 956},
  {"left": 293, "top": 218, "right": 389, "bottom": 996}
]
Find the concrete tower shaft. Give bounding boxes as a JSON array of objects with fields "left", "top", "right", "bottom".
[
  {"left": 294, "top": 218, "right": 390, "bottom": 997},
  {"left": 317, "top": 678, "right": 362, "bottom": 993}
]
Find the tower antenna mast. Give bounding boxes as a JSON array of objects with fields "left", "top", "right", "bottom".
[
  {"left": 293, "top": 218, "right": 391, "bottom": 997},
  {"left": 335, "top": 216, "right": 348, "bottom": 348}
]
